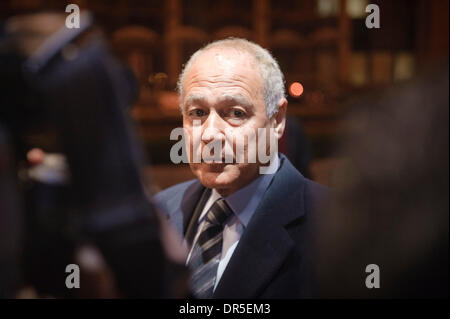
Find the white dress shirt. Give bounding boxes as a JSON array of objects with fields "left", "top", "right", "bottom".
[{"left": 186, "top": 154, "right": 280, "bottom": 291}]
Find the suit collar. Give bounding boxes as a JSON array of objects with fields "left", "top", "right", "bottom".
[
  {"left": 225, "top": 154, "right": 279, "bottom": 227},
  {"left": 164, "top": 180, "right": 205, "bottom": 237}
]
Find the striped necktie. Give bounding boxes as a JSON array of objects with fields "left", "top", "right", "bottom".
[{"left": 188, "top": 198, "right": 233, "bottom": 298}]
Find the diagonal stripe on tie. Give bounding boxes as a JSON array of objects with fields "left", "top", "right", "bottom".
[{"left": 200, "top": 234, "right": 222, "bottom": 254}]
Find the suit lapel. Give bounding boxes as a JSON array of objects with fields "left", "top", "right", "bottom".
[
  {"left": 184, "top": 187, "right": 211, "bottom": 245},
  {"left": 166, "top": 180, "right": 205, "bottom": 237},
  {"left": 213, "top": 156, "right": 307, "bottom": 298}
]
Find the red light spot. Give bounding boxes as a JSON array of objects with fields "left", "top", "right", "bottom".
[{"left": 289, "top": 82, "right": 304, "bottom": 97}]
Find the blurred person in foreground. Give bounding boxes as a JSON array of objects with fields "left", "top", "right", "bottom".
[
  {"left": 153, "top": 38, "right": 328, "bottom": 299},
  {"left": 314, "top": 64, "right": 449, "bottom": 298},
  {"left": 0, "top": 12, "right": 187, "bottom": 298}
]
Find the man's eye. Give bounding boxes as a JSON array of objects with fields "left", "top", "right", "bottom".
[
  {"left": 231, "top": 109, "right": 245, "bottom": 118},
  {"left": 189, "top": 109, "right": 206, "bottom": 117}
]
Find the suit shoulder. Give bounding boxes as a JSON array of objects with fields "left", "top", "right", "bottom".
[
  {"left": 152, "top": 179, "right": 197, "bottom": 212},
  {"left": 277, "top": 154, "right": 329, "bottom": 210},
  {"left": 153, "top": 179, "right": 197, "bottom": 203},
  {"left": 305, "top": 178, "right": 328, "bottom": 197}
]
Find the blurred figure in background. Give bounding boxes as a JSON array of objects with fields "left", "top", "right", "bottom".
[
  {"left": 314, "top": 64, "right": 449, "bottom": 298},
  {"left": 0, "top": 12, "right": 187, "bottom": 298}
]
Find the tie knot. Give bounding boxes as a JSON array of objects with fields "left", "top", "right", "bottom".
[{"left": 205, "top": 198, "right": 233, "bottom": 226}]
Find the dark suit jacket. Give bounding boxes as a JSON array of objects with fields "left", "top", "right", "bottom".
[{"left": 153, "top": 154, "right": 328, "bottom": 298}]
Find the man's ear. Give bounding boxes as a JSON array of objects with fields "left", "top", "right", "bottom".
[{"left": 273, "top": 98, "right": 287, "bottom": 140}]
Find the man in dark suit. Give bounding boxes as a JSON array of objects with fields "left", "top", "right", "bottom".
[{"left": 154, "top": 38, "right": 327, "bottom": 298}]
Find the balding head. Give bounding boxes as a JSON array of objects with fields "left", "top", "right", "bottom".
[{"left": 178, "top": 38, "right": 286, "bottom": 118}]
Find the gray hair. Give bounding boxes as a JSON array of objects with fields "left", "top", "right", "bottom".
[{"left": 177, "top": 38, "right": 286, "bottom": 118}]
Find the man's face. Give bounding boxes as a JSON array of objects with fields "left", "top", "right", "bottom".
[{"left": 181, "top": 48, "right": 285, "bottom": 196}]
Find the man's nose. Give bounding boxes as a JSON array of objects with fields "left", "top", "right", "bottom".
[{"left": 201, "top": 111, "right": 225, "bottom": 144}]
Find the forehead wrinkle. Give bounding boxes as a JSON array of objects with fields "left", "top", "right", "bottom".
[
  {"left": 183, "top": 92, "right": 252, "bottom": 111},
  {"left": 217, "top": 93, "right": 252, "bottom": 109},
  {"left": 185, "top": 74, "right": 261, "bottom": 103}
]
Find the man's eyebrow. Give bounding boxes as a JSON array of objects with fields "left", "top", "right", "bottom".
[
  {"left": 183, "top": 93, "right": 253, "bottom": 110},
  {"left": 184, "top": 94, "right": 207, "bottom": 108},
  {"left": 217, "top": 94, "right": 253, "bottom": 109}
]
